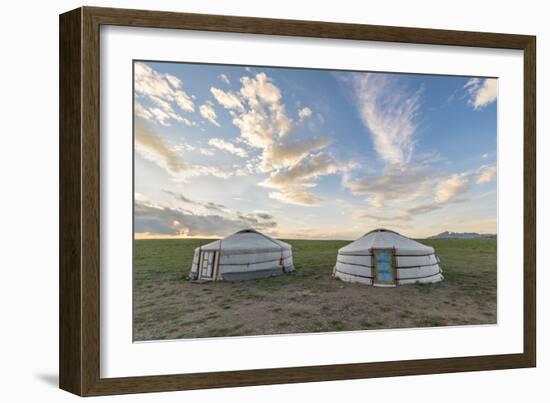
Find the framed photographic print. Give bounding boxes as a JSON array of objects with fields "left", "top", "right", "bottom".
[{"left": 59, "top": 6, "right": 536, "bottom": 396}]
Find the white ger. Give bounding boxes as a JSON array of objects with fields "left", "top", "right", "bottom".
[
  {"left": 189, "top": 229, "right": 295, "bottom": 282},
  {"left": 333, "top": 229, "right": 443, "bottom": 287}
]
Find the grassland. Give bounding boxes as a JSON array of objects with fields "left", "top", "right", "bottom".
[{"left": 133, "top": 238, "right": 496, "bottom": 341}]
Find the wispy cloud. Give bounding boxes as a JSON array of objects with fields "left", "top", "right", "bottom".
[
  {"left": 261, "top": 152, "right": 342, "bottom": 190},
  {"left": 268, "top": 190, "right": 322, "bottom": 207},
  {"left": 210, "top": 87, "right": 244, "bottom": 111},
  {"left": 341, "top": 72, "right": 497, "bottom": 224},
  {"left": 344, "top": 169, "right": 432, "bottom": 210},
  {"left": 219, "top": 73, "right": 231, "bottom": 85},
  {"left": 135, "top": 102, "right": 153, "bottom": 121},
  {"left": 199, "top": 147, "right": 215, "bottom": 156},
  {"left": 261, "top": 137, "right": 332, "bottom": 171},
  {"left": 135, "top": 120, "right": 246, "bottom": 180},
  {"left": 464, "top": 78, "right": 498, "bottom": 110},
  {"left": 208, "top": 138, "right": 247, "bottom": 158},
  {"left": 476, "top": 164, "right": 497, "bottom": 184},
  {"left": 434, "top": 173, "right": 470, "bottom": 203},
  {"left": 135, "top": 120, "right": 190, "bottom": 175},
  {"left": 163, "top": 190, "right": 228, "bottom": 212},
  {"left": 353, "top": 165, "right": 495, "bottom": 224},
  {"left": 352, "top": 73, "right": 421, "bottom": 167},
  {"left": 134, "top": 62, "right": 196, "bottom": 126},
  {"left": 199, "top": 103, "right": 221, "bottom": 127}
]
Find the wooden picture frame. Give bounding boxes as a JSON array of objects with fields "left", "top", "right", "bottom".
[{"left": 59, "top": 6, "right": 536, "bottom": 396}]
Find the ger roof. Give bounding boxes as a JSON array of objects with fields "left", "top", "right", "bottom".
[
  {"left": 196, "top": 229, "right": 291, "bottom": 253},
  {"left": 338, "top": 228, "right": 434, "bottom": 256}
]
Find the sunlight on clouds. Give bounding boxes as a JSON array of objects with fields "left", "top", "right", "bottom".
[
  {"left": 133, "top": 191, "right": 279, "bottom": 238},
  {"left": 435, "top": 173, "right": 470, "bottom": 203},
  {"left": 240, "top": 72, "right": 282, "bottom": 106},
  {"left": 344, "top": 170, "right": 433, "bottom": 210},
  {"left": 134, "top": 62, "right": 195, "bottom": 126},
  {"left": 199, "top": 103, "right": 221, "bottom": 127},
  {"left": 341, "top": 72, "right": 496, "bottom": 228},
  {"left": 134, "top": 64, "right": 497, "bottom": 239},
  {"left": 464, "top": 78, "right": 498, "bottom": 110},
  {"left": 134, "top": 102, "right": 153, "bottom": 121},
  {"left": 210, "top": 87, "right": 244, "bottom": 111},
  {"left": 476, "top": 165, "right": 497, "bottom": 184},
  {"left": 199, "top": 148, "right": 215, "bottom": 156},
  {"left": 209, "top": 71, "right": 344, "bottom": 206},
  {"left": 135, "top": 120, "right": 190, "bottom": 175},
  {"left": 260, "top": 137, "right": 331, "bottom": 171},
  {"left": 208, "top": 138, "right": 247, "bottom": 158},
  {"left": 135, "top": 200, "right": 276, "bottom": 238},
  {"left": 352, "top": 167, "right": 490, "bottom": 224},
  {"left": 261, "top": 152, "right": 343, "bottom": 190},
  {"left": 268, "top": 190, "right": 322, "bottom": 206},
  {"left": 135, "top": 120, "right": 245, "bottom": 181}
]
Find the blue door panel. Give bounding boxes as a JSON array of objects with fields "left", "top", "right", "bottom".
[
  {"left": 377, "top": 252, "right": 392, "bottom": 261},
  {"left": 377, "top": 261, "right": 392, "bottom": 270},
  {"left": 374, "top": 250, "right": 394, "bottom": 283}
]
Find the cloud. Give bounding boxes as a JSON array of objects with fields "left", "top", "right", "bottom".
[
  {"left": 212, "top": 73, "right": 293, "bottom": 149},
  {"left": 352, "top": 165, "right": 489, "bottom": 223},
  {"left": 465, "top": 78, "right": 498, "bottom": 110},
  {"left": 260, "top": 136, "right": 331, "bottom": 171},
  {"left": 199, "top": 148, "right": 215, "bottom": 156},
  {"left": 148, "top": 107, "right": 173, "bottom": 127},
  {"left": 163, "top": 190, "right": 195, "bottom": 204},
  {"left": 344, "top": 169, "right": 433, "bottom": 210},
  {"left": 361, "top": 212, "right": 412, "bottom": 222},
  {"left": 226, "top": 73, "right": 293, "bottom": 150},
  {"left": 361, "top": 197, "right": 468, "bottom": 223},
  {"left": 268, "top": 190, "right": 322, "bottom": 206},
  {"left": 210, "top": 87, "right": 244, "bottom": 111},
  {"left": 210, "top": 71, "right": 353, "bottom": 206},
  {"left": 240, "top": 72, "right": 282, "bottom": 106},
  {"left": 135, "top": 102, "right": 153, "bottom": 121},
  {"left": 199, "top": 104, "right": 221, "bottom": 127},
  {"left": 434, "top": 173, "right": 471, "bottom": 203},
  {"left": 163, "top": 190, "right": 227, "bottom": 212},
  {"left": 208, "top": 138, "right": 247, "bottom": 158},
  {"left": 219, "top": 74, "right": 231, "bottom": 85},
  {"left": 261, "top": 152, "right": 342, "bottom": 190},
  {"left": 340, "top": 72, "right": 496, "bottom": 224},
  {"left": 135, "top": 121, "right": 247, "bottom": 180},
  {"left": 482, "top": 153, "right": 489, "bottom": 159},
  {"left": 135, "top": 120, "right": 190, "bottom": 175},
  {"left": 136, "top": 193, "right": 278, "bottom": 237},
  {"left": 477, "top": 165, "right": 497, "bottom": 184},
  {"left": 134, "top": 62, "right": 195, "bottom": 126},
  {"left": 236, "top": 212, "right": 277, "bottom": 229},
  {"left": 135, "top": 201, "right": 269, "bottom": 237},
  {"left": 298, "top": 106, "right": 312, "bottom": 120},
  {"left": 261, "top": 151, "right": 354, "bottom": 206},
  {"left": 351, "top": 73, "right": 420, "bottom": 167}
]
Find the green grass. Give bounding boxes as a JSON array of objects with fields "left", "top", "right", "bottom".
[{"left": 133, "top": 238, "right": 497, "bottom": 341}]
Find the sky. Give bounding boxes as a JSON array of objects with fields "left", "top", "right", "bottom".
[{"left": 133, "top": 61, "right": 497, "bottom": 240}]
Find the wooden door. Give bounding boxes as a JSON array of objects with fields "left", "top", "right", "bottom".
[{"left": 372, "top": 249, "right": 396, "bottom": 286}]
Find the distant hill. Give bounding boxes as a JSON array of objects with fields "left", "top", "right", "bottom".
[{"left": 429, "top": 231, "right": 496, "bottom": 239}]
